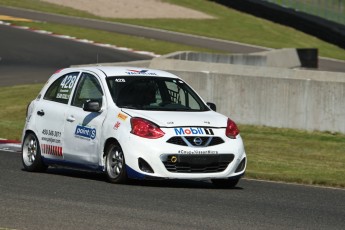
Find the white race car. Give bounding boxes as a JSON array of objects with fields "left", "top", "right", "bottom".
[{"left": 22, "top": 66, "right": 246, "bottom": 187}]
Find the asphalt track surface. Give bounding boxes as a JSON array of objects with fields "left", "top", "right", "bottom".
[
  {"left": 1, "top": 5, "right": 345, "bottom": 73},
  {"left": 0, "top": 24, "right": 151, "bottom": 86},
  {"left": 0, "top": 150, "right": 344, "bottom": 230}
]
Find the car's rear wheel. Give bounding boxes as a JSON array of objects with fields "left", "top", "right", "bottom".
[
  {"left": 211, "top": 178, "right": 239, "bottom": 188},
  {"left": 22, "top": 132, "right": 47, "bottom": 172},
  {"left": 105, "top": 143, "right": 127, "bottom": 183}
]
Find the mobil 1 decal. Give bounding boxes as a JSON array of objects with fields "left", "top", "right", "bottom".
[
  {"left": 174, "top": 127, "right": 214, "bottom": 135},
  {"left": 56, "top": 72, "right": 78, "bottom": 100}
]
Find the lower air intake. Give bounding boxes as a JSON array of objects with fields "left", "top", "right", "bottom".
[
  {"left": 162, "top": 154, "right": 234, "bottom": 173},
  {"left": 235, "top": 157, "right": 246, "bottom": 173}
]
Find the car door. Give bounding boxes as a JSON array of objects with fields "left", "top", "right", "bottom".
[
  {"left": 35, "top": 72, "right": 79, "bottom": 162},
  {"left": 62, "top": 71, "right": 107, "bottom": 168}
]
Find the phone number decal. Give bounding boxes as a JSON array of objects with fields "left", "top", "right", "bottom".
[{"left": 42, "top": 129, "right": 62, "bottom": 138}]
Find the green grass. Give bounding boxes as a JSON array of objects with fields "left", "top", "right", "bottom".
[
  {"left": 0, "top": 84, "right": 43, "bottom": 140},
  {"left": 240, "top": 125, "right": 345, "bottom": 188},
  {"left": 0, "top": 0, "right": 344, "bottom": 59},
  {"left": 1, "top": 83, "right": 345, "bottom": 188}
]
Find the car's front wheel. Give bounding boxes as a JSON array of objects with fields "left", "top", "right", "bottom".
[
  {"left": 22, "top": 132, "right": 47, "bottom": 172},
  {"left": 105, "top": 143, "right": 127, "bottom": 183},
  {"left": 211, "top": 178, "right": 239, "bottom": 188}
]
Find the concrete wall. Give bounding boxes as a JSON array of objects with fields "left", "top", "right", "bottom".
[
  {"left": 162, "top": 49, "right": 301, "bottom": 68},
  {"left": 150, "top": 59, "right": 345, "bottom": 134}
]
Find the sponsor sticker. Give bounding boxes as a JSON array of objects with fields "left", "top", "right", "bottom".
[
  {"left": 42, "top": 137, "right": 61, "bottom": 144},
  {"left": 178, "top": 150, "right": 218, "bottom": 154},
  {"left": 75, "top": 125, "right": 96, "bottom": 140},
  {"left": 113, "top": 121, "right": 121, "bottom": 130},
  {"left": 115, "top": 78, "right": 126, "bottom": 82},
  {"left": 42, "top": 129, "right": 61, "bottom": 138},
  {"left": 117, "top": 113, "right": 128, "bottom": 121},
  {"left": 125, "top": 69, "right": 157, "bottom": 76},
  {"left": 56, "top": 93, "right": 69, "bottom": 99},
  {"left": 41, "top": 129, "right": 62, "bottom": 144},
  {"left": 174, "top": 127, "right": 214, "bottom": 136}
]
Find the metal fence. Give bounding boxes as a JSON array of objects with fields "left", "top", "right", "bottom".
[{"left": 263, "top": 0, "right": 345, "bottom": 25}]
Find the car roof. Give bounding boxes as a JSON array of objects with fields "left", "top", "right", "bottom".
[{"left": 60, "top": 66, "right": 180, "bottom": 79}]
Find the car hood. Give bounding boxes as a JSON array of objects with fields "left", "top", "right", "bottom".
[{"left": 121, "top": 109, "right": 227, "bottom": 128}]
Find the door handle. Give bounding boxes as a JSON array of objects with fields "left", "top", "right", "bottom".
[
  {"left": 37, "top": 110, "right": 45, "bottom": 116},
  {"left": 66, "top": 116, "right": 75, "bottom": 122}
]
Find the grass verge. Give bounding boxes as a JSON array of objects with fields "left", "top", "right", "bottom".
[
  {"left": 0, "top": 84, "right": 43, "bottom": 140},
  {"left": 1, "top": 83, "right": 344, "bottom": 188},
  {"left": 0, "top": 0, "right": 344, "bottom": 59},
  {"left": 241, "top": 125, "right": 345, "bottom": 188}
]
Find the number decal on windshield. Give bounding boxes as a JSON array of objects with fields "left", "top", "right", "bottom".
[{"left": 55, "top": 72, "right": 79, "bottom": 101}]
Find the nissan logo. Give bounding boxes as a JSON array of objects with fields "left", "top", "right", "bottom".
[{"left": 193, "top": 137, "right": 203, "bottom": 146}]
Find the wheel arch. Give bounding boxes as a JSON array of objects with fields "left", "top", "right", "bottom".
[
  {"left": 103, "top": 137, "right": 128, "bottom": 183},
  {"left": 22, "top": 129, "right": 38, "bottom": 143},
  {"left": 103, "top": 137, "right": 120, "bottom": 158},
  {"left": 22, "top": 130, "right": 47, "bottom": 172}
]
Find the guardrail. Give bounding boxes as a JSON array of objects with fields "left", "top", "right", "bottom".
[
  {"left": 162, "top": 48, "right": 318, "bottom": 68},
  {"left": 263, "top": 0, "right": 345, "bottom": 25},
  {"left": 212, "top": 0, "right": 345, "bottom": 49}
]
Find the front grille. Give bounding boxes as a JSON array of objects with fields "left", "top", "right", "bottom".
[
  {"left": 208, "top": 137, "right": 225, "bottom": 146},
  {"left": 162, "top": 154, "right": 234, "bottom": 173},
  {"left": 166, "top": 137, "right": 188, "bottom": 146},
  {"left": 166, "top": 136, "right": 224, "bottom": 147}
]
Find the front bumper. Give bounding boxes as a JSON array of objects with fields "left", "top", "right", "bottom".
[{"left": 121, "top": 133, "right": 246, "bottom": 180}]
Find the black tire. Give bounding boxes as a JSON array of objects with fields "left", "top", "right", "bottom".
[
  {"left": 211, "top": 178, "right": 239, "bottom": 188},
  {"left": 105, "top": 142, "right": 127, "bottom": 183},
  {"left": 22, "top": 132, "right": 47, "bottom": 172}
]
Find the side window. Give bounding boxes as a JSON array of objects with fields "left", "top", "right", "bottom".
[
  {"left": 187, "top": 94, "right": 200, "bottom": 110},
  {"left": 43, "top": 72, "right": 79, "bottom": 104},
  {"left": 72, "top": 72, "right": 103, "bottom": 108},
  {"left": 166, "top": 81, "right": 184, "bottom": 104},
  {"left": 165, "top": 81, "right": 201, "bottom": 110}
]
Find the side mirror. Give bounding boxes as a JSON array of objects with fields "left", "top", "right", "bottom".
[
  {"left": 83, "top": 100, "right": 101, "bottom": 112},
  {"left": 207, "top": 102, "right": 216, "bottom": 111}
]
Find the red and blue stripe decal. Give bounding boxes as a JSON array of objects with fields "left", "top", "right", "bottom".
[{"left": 41, "top": 144, "right": 63, "bottom": 157}]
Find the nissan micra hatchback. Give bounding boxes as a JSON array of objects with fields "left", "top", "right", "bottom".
[{"left": 22, "top": 66, "right": 246, "bottom": 187}]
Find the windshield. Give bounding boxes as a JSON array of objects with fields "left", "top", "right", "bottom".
[{"left": 106, "top": 76, "right": 209, "bottom": 111}]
